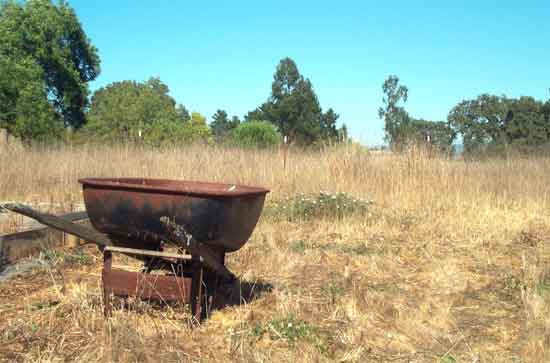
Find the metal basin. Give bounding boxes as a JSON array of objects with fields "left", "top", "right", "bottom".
[{"left": 78, "top": 178, "right": 269, "bottom": 252}]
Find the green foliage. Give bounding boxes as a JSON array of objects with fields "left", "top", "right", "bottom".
[
  {"left": 210, "top": 109, "right": 240, "bottom": 141},
  {"left": 252, "top": 316, "right": 315, "bottom": 343},
  {"left": 320, "top": 108, "right": 340, "bottom": 143},
  {"left": 378, "top": 75, "right": 409, "bottom": 147},
  {"left": 440, "top": 355, "right": 457, "bottom": 363},
  {"left": 252, "top": 316, "right": 327, "bottom": 350},
  {"left": 245, "top": 58, "right": 345, "bottom": 146},
  {"left": 448, "top": 94, "right": 510, "bottom": 153},
  {"left": 536, "top": 274, "right": 550, "bottom": 298},
  {"left": 379, "top": 75, "right": 456, "bottom": 152},
  {"left": 230, "top": 120, "right": 281, "bottom": 148},
  {"left": 0, "top": 56, "right": 63, "bottom": 141},
  {"left": 407, "top": 119, "right": 456, "bottom": 154},
  {"left": 267, "top": 192, "right": 373, "bottom": 221},
  {"left": 183, "top": 112, "right": 211, "bottom": 141},
  {"left": 84, "top": 78, "right": 209, "bottom": 145},
  {"left": 505, "top": 97, "right": 549, "bottom": 148},
  {"left": 448, "top": 94, "right": 550, "bottom": 154},
  {"left": 289, "top": 239, "right": 377, "bottom": 256},
  {"left": 30, "top": 300, "right": 59, "bottom": 311},
  {"left": 41, "top": 248, "right": 93, "bottom": 266},
  {"left": 0, "top": 0, "right": 100, "bottom": 137}
]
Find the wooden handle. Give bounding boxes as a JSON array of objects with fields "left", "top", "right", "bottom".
[{"left": 1, "top": 203, "right": 112, "bottom": 247}]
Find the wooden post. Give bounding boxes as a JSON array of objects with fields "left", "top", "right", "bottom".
[{"left": 283, "top": 135, "right": 289, "bottom": 172}]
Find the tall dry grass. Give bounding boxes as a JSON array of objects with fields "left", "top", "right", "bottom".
[{"left": 1, "top": 143, "right": 549, "bottom": 362}]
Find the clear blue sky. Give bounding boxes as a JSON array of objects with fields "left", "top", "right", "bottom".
[{"left": 71, "top": 0, "right": 549, "bottom": 146}]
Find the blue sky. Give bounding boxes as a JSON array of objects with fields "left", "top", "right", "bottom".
[{"left": 71, "top": 0, "right": 549, "bottom": 146}]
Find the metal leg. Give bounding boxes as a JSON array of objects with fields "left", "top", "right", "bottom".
[
  {"left": 102, "top": 250, "right": 113, "bottom": 317},
  {"left": 100, "top": 246, "right": 229, "bottom": 324},
  {"left": 190, "top": 255, "right": 203, "bottom": 322}
]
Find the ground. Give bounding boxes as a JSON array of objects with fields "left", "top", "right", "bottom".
[{"left": 0, "top": 144, "right": 549, "bottom": 362}]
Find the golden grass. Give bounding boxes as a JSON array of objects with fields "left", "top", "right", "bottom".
[{"left": 1, "top": 143, "right": 550, "bottom": 362}]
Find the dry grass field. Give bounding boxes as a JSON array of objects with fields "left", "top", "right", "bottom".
[{"left": 1, "top": 143, "right": 549, "bottom": 362}]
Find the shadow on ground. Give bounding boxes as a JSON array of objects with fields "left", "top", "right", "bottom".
[{"left": 111, "top": 277, "right": 273, "bottom": 321}]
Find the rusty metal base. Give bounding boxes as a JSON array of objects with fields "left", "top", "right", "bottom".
[{"left": 102, "top": 246, "right": 217, "bottom": 322}]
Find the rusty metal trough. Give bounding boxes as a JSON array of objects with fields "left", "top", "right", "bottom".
[{"left": 2, "top": 178, "right": 269, "bottom": 321}]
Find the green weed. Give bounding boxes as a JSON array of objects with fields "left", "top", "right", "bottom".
[
  {"left": 266, "top": 192, "right": 372, "bottom": 221},
  {"left": 252, "top": 316, "right": 329, "bottom": 353}
]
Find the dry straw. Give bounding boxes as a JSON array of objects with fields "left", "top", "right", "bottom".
[{"left": 0, "top": 143, "right": 549, "bottom": 362}]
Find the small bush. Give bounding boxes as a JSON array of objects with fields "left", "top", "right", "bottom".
[
  {"left": 231, "top": 120, "right": 281, "bottom": 148},
  {"left": 267, "top": 191, "right": 373, "bottom": 221}
]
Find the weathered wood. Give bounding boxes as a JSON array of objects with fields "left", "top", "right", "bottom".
[
  {"left": 103, "top": 268, "right": 191, "bottom": 302},
  {"left": 1, "top": 203, "right": 111, "bottom": 247},
  {"left": 0, "top": 209, "right": 91, "bottom": 263},
  {"left": 104, "top": 245, "right": 192, "bottom": 260}
]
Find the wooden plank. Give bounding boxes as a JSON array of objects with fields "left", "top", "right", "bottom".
[
  {"left": 1, "top": 203, "right": 111, "bottom": 246},
  {"left": 104, "top": 246, "right": 192, "bottom": 260},
  {"left": 0, "top": 208, "right": 92, "bottom": 263},
  {"left": 103, "top": 268, "right": 191, "bottom": 302}
]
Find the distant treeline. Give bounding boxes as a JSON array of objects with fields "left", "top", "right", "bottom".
[
  {"left": 0, "top": 1, "right": 346, "bottom": 148},
  {"left": 379, "top": 76, "right": 550, "bottom": 155},
  {"left": 1, "top": 0, "right": 548, "bottom": 154}
]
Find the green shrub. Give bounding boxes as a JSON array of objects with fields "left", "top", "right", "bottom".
[
  {"left": 266, "top": 192, "right": 373, "bottom": 221},
  {"left": 231, "top": 120, "right": 281, "bottom": 148}
]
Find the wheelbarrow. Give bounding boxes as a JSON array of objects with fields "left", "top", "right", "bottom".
[{"left": 1, "top": 178, "right": 269, "bottom": 321}]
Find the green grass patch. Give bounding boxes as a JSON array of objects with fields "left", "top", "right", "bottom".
[
  {"left": 266, "top": 192, "right": 372, "bottom": 222},
  {"left": 289, "top": 239, "right": 377, "bottom": 256},
  {"left": 252, "top": 315, "right": 330, "bottom": 354},
  {"left": 536, "top": 276, "right": 550, "bottom": 297},
  {"left": 40, "top": 248, "right": 93, "bottom": 266}
]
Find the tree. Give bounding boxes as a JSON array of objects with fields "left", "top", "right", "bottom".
[
  {"left": 245, "top": 58, "right": 340, "bottom": 146},
  {"left": 378, "top": 75, "right": 456, "bottom": 152},
  {"left": 177, "top": 104, "right": 191, "bottom": 122},
  {"left": 245, "top": 102, "right": 272, "bottom": 123},
  {"left": 210, "top": 109, "right": 240, "bottom": 141},
  {"left": 185, "top": 112, "right": 211, "bottom": 141},
  {"left": 231, "top": 116, "right": 241, "bottom": 127},
  {"left": 407, "top": 119, "right": 456, "bottom": 153},
  {"left": 504, "top": 97, "right": 548, "bottom": 147},
  {"left": 0, "top": 0, "right": 100, "bottom": 135},
  {"left": 448, "top": 94, "right": 550, "bottom": 154},
  {"left": 268, "top": 58, "right": 322, "bottom": 144},
  {"left": 231, "top": 121, "right": 281, "bottom": 148},
  {"left": 320, "top": 108, "right": 339, "bottom": 142},
  {"left": 543, "top": 98, "right": 550, "bottom": 125},
  {"left": 378, "top": 75, "right": 409, "bottom": 148},
  {"left": 0, "top": 55, "right": 63, "bottom": 141},
  {"left": 84, "top": 78, "right": 206, "bottom": 145},
  {"left": 338, "top": 123, "right": 349, "bottom": 143}
]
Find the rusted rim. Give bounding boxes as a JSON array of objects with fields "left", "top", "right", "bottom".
[{"left": 78, "top": 178, "right": 270, "bottom": 198}]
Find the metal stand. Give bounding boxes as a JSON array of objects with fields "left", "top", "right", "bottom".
[{"left": 102, "top": 246, "right": 211, "bottom": 322}]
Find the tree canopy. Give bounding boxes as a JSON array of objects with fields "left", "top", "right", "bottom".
[
  {"left": 231, "top": 120, "right": 281, "bottom": 148},
  {"left": 210, "top": 109, "right": 240, "bottom": 142},
  {"left": 448, "top": 94, "right": 550, "bottom": 154},
  {"left": 246, "top": 57, "right": 346, "bottom": 145},
  {"left": 0, "top": 0, "right": 100, "bottom": 140},
  {"left": 85, "top": 78, "right": 209, "bottom": 145},
  {"left": 378, "top": 75, "right": 410, "bottom": 147},
  {"left": 378, "top": 75, "right": 456, "bottom": 152}
]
